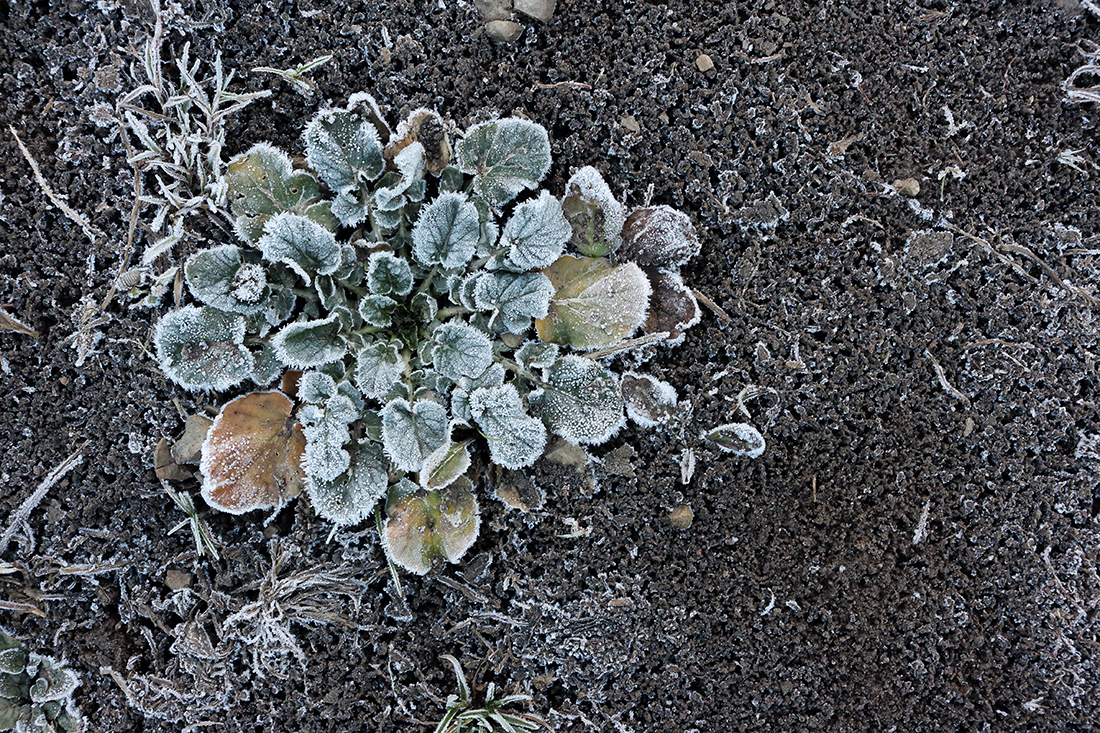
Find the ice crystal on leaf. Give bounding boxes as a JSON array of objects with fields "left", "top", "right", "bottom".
[
  {"left": 307, "top": 439, "right": 388, "bottom": 525},
  {"left": 640, "top": 267, "right": 700, "bottom": 341},
  {"left": 431, "top": 322, "right": 494, "bottom": 381},
  {"left": 154, "top": 92, "right": 720, "bottom": 579},
  {"left": 535, "top": 256, "right": 650, "bottom": 349},
  {"left": 412, "top": 192, "right": 480, "bottom": 269},
  {"left": 381, "top": 398, "right": 449, "bottom": 472},
  {"left": 383, "top": 477, "right": 480, "bottom": 575},
  {"left": 528, "top": 355, "right": 625, "bottom": 445},
  {"left": 154, "top": 305, "right": 252, "bottom": 391},
  {"left": 185, "top": 244, "right": 270, "bottom": 314},
  {"left": 420, "top": 439, "right": 472, "bottom": 490},
  {"left": 258, "top": 213, "right": 342, "bottom": 285},
  {"left": 225, "top": 142, "right": 324, "bottom": 244},
  {"left": 271, "top": 312, "right": 346, "bottom": 368},
  {"left": 500, "top": 190, "right": 571, "bottom": 271},
  {"left": 473, "top": 271, "right": 555, "bottom": 333},
  {"left": 366, "top": 251, "right": 414, "bottom": 297},
  {"left": 299, "top": 395, "right": 356, "bottom": 483},
  {"left": 304, "top": 100, "right": 385, "bottom": 195},
  {"left": 355, "top": 341, "right": 405, "bottom": 399},
  {"left": 457, "top": 118, "right": 551, "bottom": 206},
  {"left": 469, "top": 383, "right": 547, "bottom": 469}
]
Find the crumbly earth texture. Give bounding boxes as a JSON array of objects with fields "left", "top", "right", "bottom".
[{"left": 2, "top": 1, "right": 1099, "bottom": 730}]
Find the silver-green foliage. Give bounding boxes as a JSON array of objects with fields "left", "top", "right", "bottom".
[
  {"left": 0, "top": 631, "right": 84, "bottom": 732},
  {"left": 154, "top": 92, "right": 712, "bottom": 574}
]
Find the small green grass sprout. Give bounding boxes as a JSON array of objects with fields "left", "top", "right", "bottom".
[{"left": 434, "top": 655, "right": 550, "bottom": 733}]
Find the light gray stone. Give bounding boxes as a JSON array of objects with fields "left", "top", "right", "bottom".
[
  {"left": 486, "top": 20, "right": 524, "bottom": 43},
  {"left": 474, "top": 0, "right": 512, "bottom": 22},
  {"left": 515, "top": 0, "right": 556, "bottom": 23}
]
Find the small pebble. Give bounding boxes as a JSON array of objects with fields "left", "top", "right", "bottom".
[
  {"left": 695, "top": 54, "right": 715, "bottom": 72},
  {"left": 486, "top": 19, "right": 524, "bottom": 42},
  {"left": 893, "top": 178, "right": 921, "bottom": 197},
  {"left": 670, "top": 505, "right": 694, "bottom": 529},
  {"left": 165, "top": 568, "right": 192, "bottom": 591},
  {"left": 620, "top": 115, "right": 640, "bottom": 133}
]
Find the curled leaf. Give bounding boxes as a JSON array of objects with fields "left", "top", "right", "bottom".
[
  {"left": 271, "top": 312, "right": 346, "bottom": 369},
  {"left": 258, "top": 213, "right": 342, "bottom": 286},
  {"left": 562, "top": 166, "right": 625, "bottom": 257},
  {"left": 641, "top": 267, "right": 701, "bottom": 340},
  {"left": 388, "top": 108, "right": 452, "bottom": 176},
  {"left": 621, "top": 372, "right": 680, "bottom": 427},
  {"left": 420, "top": 439, "right": 472, "bottom": 490},
  {"left": 618, "top": 205, "right": 701, "bottom": 268},
  {"left": 200, "top": 391, "right": 306, "bottom": 514},
  {"left": 703, "top": 423, "right": 766, "bottom": 458}
]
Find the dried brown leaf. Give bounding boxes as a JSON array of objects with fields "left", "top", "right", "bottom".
[{"left": 200, "top": 391, "right": 306, "bottom": 514}]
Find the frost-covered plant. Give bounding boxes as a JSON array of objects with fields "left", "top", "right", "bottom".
[
  {"left": 0, "top": 631, "right": 84, "bottom": 732},
  {"left": 154, "top": 92, "right": 704, "bottom": 575}
]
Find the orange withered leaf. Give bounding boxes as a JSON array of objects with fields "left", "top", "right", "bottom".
[{"left": 199, "top": 391, "right": 306, "bottom": 515}]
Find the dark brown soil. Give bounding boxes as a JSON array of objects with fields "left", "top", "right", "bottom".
[{"left": 3, "top": 0, "right": 1100, "bottom": 730}]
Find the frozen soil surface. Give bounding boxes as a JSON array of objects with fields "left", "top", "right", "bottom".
[{"left": 2, "top": 0, "right": 1100, "bottom": 730}]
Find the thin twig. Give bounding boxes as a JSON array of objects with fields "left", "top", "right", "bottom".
[
  {"left": 9, "top": 127, "right": 102, "bottom": 244},
  {"left": 99, "top": 121, "right": 146, "bottom": 313},
  {"left": 924, "top": 348, "right": 971, "bottom": 408},
  {"left": 942, "top": 224, "right": 1038, "bottom": 284},
  {"left": 1, "top": 442, "right": 88, "bottom": 557},
  {"left": 0, "top": 308, "right": 39, "bottom": 339},
  {"left": 586, "top": 332, "right": 670, "bottom": 360},
  {"left": 532, "top": 81, "right": 592, "bottom": 91},
  {"left": 0, "top": 599, "right": 47, "bottom": 618},
  {"left": 998, "top": 241, "right": 1099, "bottom": 306},
  {"left": 692, "top": 289, "right": 732, "bottom": 324}
]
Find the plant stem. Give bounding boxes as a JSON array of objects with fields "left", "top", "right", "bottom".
[
  {"left": 436, "top": 306, "right": 471, "bottom": 320},
  {"left": 291, "top": 287, "right": 319, "bottom": 300},
  {"left": 415, "top": 264, "right": 440, "bottom": 295}
]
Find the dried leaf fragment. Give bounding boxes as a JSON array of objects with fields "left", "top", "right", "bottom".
[
  {"left": 170, "top": 414, "right": 214, "bottom": 465},
  {"left": 154, "top": 438, "right": 193, "bottom": 481},
  {"left": 200, "top": 391, "right": 307, "bottom": 514}
]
